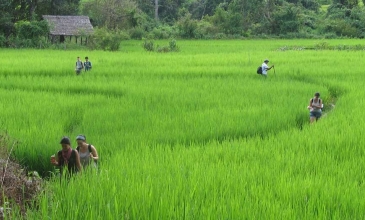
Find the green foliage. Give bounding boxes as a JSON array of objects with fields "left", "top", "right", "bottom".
[
  {"left": 177, "top": 13, "right": 198, "bottom": 38},
  {"left": 81, "top": 0, "right": 140, "bottom": 30},
  {"left": 143, "top": 39, "right": 154, "bottom": 51},
  {"left": 271, "top": 3, "right": 302, "bottom": 34},
  {"left": 300, "top": 0, "right": 321, "bottom": 11},
  {"left": 194, "top": 19, "right": 220, "bottom": 39},
  {"left": 2, "top": 0, "right": 365, "bottom": 47},
  {"left": 143, "top": 39, "right": 179, "bottom": 52},
  {"left": 327, "top": 3, "right": 351, "bottom": 19},
  {"left": 3, "top": 40, "right": 365, "bottom": 219},
  {"left": 129, "top": 26, "right": 145, "bottom": 40},
  {"left": 332, "top": 0, "right": 359, "bottom": 9},
  {"left": 16, "top": 20, "right": 49, "bottom": 40},
  {"left": 0, "top": 34, "right": 6, "bottom": 47},
  {"left": 147, "top": 25, "right": 178, "bottom": 39},
  {"left": 13, "top": 20, "right": 49, "bottom": 48},
  {"left": 168, "top": 39, "right": 179, "bottom": 52},
  {"left": 89, "top": 28, "right": 126, "bottom": 51}
]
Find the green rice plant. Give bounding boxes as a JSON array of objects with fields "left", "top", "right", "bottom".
[{"left": 1, "top": 39, "right": 365, "bottom": 219}]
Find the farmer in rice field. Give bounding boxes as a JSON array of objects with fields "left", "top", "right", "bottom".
[
  {"left": 84, "top": 56, "right": 92, "bottom": 72},
  {"left": 75, "top": 135, "right": 99, "bottom": 168},
  {"left": 307, "top": 92, "right": 323, "bottom": 123},
  {"left": 75, "top": 57, "right": 84, "bottom": 75},
  {"left": 50, "top": 137, "right": 82, "bottom": 175},
  {"left": 261, "top": 59, "right": 274, "bottom": 77}
]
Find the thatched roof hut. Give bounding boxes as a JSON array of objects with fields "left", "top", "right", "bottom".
[{"left": 42, "top": 15, "right": 94, "bottom": 44}]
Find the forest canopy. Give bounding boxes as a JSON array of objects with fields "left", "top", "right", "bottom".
[{"left": 1, "top": 0, "right": 365, "bottom": 48}]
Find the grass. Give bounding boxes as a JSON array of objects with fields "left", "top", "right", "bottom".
[{"left": 0, "top": 39, "right": 365, "bottom": 219}]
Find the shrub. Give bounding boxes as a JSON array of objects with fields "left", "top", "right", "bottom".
[
  {"left": 143, "top": 40, "right": 154, "bottom": 51},
  {"left": 13, "top": 20, "right": 49, "bottom": 48},
  {"left": 195, "top": 20, "right": 219, "bottom": 39},
  {"left": 143, "top": 39, "right": 179, "bottom": 52},
  {"left": 156, "top": 45, "right": 170, "bottom": 53},
  {"left": 89, "top": 28, "right": 123, "bottom": 51},
  {"left": 177, "top": 13, "right": 198, "bottom": 38},
  {"left": 150, "top": 25, "right": 178, "bottom": 39},
  {"left": 169, "top": 39, "right": 179, "bottom": 52},
  {"left": 0, "top": 34, "right": 6, "bottom": 47},
  {"left": 130, "top": 27, "right": 145, "bottom": 40}
]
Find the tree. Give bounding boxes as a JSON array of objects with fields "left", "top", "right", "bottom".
[
  {"left": 81, "top": 0, "right": 140, "bottom": 29},
  {"left": 0, "top": 0, "right": 14, "bottom": 38},
  {"left": 49, "top": 0, "right": 82, "bottom": 15},
  {"left": 332, "top": 0, "right": 358, "bottom": 9},
  {"left": 155, "top": 0, "right": 159, "bottom": 20}
]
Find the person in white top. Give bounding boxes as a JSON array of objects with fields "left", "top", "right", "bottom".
[
  {"left": 75, "top": 57, "right": 84, "bottom": 75},
  {"left": 307, "top": 92, "right": 323, "bottom": 124},
  {"left": 75, "top": 135, "right": 99, "bottom": 168},
  {"left": 261, "top": 59, "right": 274, "bottom": 76}
]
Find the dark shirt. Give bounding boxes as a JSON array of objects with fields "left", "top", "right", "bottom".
[{"left": 57, "top": 149, "right": 78, "bottom": 174}]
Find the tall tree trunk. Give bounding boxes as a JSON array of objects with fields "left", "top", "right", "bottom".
[
  {"left": 27, "top": 0, "right": 37, "bottom": 20},
  {"left": 155, "top": 0, "right": 159, "bottom": 21}
]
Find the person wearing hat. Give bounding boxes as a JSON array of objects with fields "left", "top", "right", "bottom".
[
  {"left": 84, "top": 57, "right": 92, "bottom": 72},
  {"left": 261, "top": 59, "right": 274, "bottom": 76},
  {"left": 307, "top": 92, "right": 323, "bottom": 123},
  {"left": 75, "top": 135, "right": 99, "bottom": 168},
  {"left": 50, "top": 136, "right": 82, "bottom": 175}
]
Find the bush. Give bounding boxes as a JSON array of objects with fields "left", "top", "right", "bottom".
[
  {"left": 89, "top": 28, "right": 123, "bottom": 51},
  {"left": 156, "top": 45, "right": 170, "bottom": 53},
  {"left": 177, "top": 13, "right": 198, "bottom": 38},
  {"left": 13, "top": 20, "right": 49, "bottom": 48},
  {"left": 130, "top": 27, "right": 145, "bottom": 40},
  {"left": 169, "top": 39, "right": 179, "bottom": 52},
  {"left": 195, "top": 20, "right": 219, "bottom": 39},
  {"left": 143, "top": 40, "right": 154, "bottom": 51},
  {"left": 49, "top": 41, "right": 89, "bottom": 50},
  {"left": 0, "top": 34, "right": 6, "bottom": 47},
  {"left": 150, "top": 25, "right": 178, "bottom": 39},
  {"left": 143, "top": 39, "right": 180, "bottom": 53}
]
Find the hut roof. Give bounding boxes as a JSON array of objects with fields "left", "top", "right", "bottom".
[{"left": 42, "top": 15, "right": 94, "bottom": 36}]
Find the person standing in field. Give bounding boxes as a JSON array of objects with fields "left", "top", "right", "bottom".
[
  {"left": 50, "top": 137, "right": 82, "bottom": 175},
  {"left": 75, "top": 135, "right": 99, "bottom": 168},
  {"left": 84, "top": 57, "right": 92, "bottom": 72},
  {"left": 307, "top": 92, "right": 323, "bottom": 123},
  {"left": 75, "top": 57, "right": 84, "bottom": 75},
  {"left": 261, "top": 59, "right": 274, "bottom": 77}
]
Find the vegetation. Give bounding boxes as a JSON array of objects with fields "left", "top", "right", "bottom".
[
  {"left": 0, "top": 39, "right": 365, "bottom": 218},
  {"left": 3, "top": 0, "right": 365, "bottom": 48}
]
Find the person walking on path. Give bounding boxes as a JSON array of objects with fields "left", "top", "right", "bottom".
[
  {"left": 261, "top": 59, "right": 274, "bottom": 77},
  {"left": 307, "top": 92, "right": 323, "bottom": 123},
  {"left": 75, "top": 57, "right": 84, "bottom": 75},
  {"left": 50, "top": 137, "right": 82, "bottom": 176},
  {"left": 75, "top": 135, "right": 99, "bottom": 168}
]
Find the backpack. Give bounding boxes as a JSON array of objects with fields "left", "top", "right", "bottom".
[
  {"left": 76, "top": 144, "right": 97, "bottom": 165},
  {"left": 257, "top": 66, "right": 262, "bottom": 74},
  {"left": 76, "top": 61, "right": 84, "bottom": 68},
  {"left": 311, "top": 98, "right": 323, "bottom": 110}
]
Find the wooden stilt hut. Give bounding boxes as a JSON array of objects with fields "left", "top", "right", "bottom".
[{"left": 42, "top": 15, "right": 94, "bottom": 44}]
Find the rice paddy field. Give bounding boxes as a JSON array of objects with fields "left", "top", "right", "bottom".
[{"left": 1, "top": 39, "right": 365, "bottom": 219}]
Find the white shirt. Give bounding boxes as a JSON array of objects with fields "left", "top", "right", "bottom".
[{"left": 262, "top": 63, "right": 269, "bottom": 75}]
